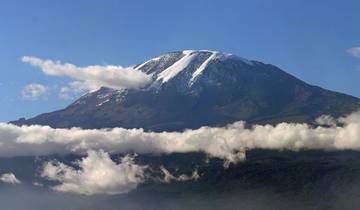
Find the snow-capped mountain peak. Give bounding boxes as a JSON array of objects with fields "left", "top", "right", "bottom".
[
  {"left": 14, "top": 50, "right": 360, "bottom": 132},
  {"left": 134, "top": 50, "right": 255, "bottom": 87},
  {"left": 156, "top": 50, "right": 196, "bottom": 83}
]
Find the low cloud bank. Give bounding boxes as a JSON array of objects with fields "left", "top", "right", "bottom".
[
  {"left": 0, "top": 112, "right": 360, "bottom": 162},
  {"left": 41, "top": 150, "right": 145, "bottom": 195},
  {"left": 2, "top": 112, "right": 360, "bottom": 195},
  {"left": 22, "top": 56, "right": 151, "bottom": 99}
]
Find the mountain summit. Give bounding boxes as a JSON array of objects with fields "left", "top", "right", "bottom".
[{"left": 13, "top": 50, "right": 360, "bottom": 131}]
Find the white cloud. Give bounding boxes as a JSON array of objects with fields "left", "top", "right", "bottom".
[
  {"left": 41, "top": 150, "right": 146, "bottom": 195},
  {"left": 21, "top": 56, "right": 152, "bottom": 100},
  {"left": 160, "top": 166, "right": 200, "bottom": 183},
  {"left": 0, "top": 173, "right": 21, "bottom": 184},
  {"left": 33, "top": 182, "right": 43, "bottom": 187},
  {"left": 59, "top": 81, "right": 90, "bottom": 100},
  {"left": 21, "top": 84, "right": 49, "bottom": 100},
  {"left": 0, "top": 111, "right": 359, "bottom": 163},
  {"left": 347, "top": 47, "right": 360, "bottom": 58},
  {"left": 1, "top": 112, "right": 360, "bottom": 194},
  {"left": 315, "top": 115, "right": 337, "bottom": 127}
]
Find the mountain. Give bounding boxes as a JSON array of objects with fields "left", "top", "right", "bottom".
[{"left": 12, "top": 50, "right": 360, "bottom": 131}]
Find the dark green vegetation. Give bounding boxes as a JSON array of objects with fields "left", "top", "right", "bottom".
[
  {"left": 2, "top": 150, "right": 360, "bottom": 210},
  {"left": 12, "top": 51, "right": 360, "bottom": 131}
]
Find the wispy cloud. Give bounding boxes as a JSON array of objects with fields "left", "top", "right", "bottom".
[
  {"left": 160, "top": 166, "right": 200, "bottom": 183},
  {"left": 58, "top": 81, "right": 90, "bottom": 100},
  {"left": 21, "top": 84, "right": 49, "bottom": 101},
  {"left": 21, "top": 56, "right": 151, "bottom": 100},
  {"left": 347, "top": 47, "right": 360, "bottom": 58}
]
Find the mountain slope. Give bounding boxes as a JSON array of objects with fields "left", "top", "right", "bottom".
[{"left": 13, "top": 50, "right": 360, "bottom": 131}]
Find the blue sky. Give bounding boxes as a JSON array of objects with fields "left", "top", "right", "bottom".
[{"left": 0, "top": 0, "right": 360, "bottom": 122}]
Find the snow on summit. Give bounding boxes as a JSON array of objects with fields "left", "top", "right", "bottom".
[
  {"left": 134, "top": 56, "right": 162, "bottom": 71},
  {"left": 132, "top": 50, "right": 256, "bottom": 86},
  {"left": 190, "top": 51, "right": 218, "bottom": 85},
  {"left": 156, "top": 50, "right": 196, "bottom": 83}
]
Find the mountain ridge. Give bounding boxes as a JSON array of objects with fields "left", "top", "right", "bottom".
[{"left": 12, "top": 50, "right": 360, "bottom": 131}]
